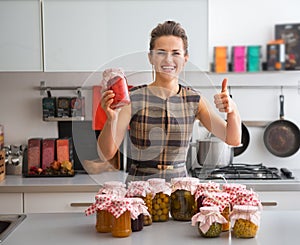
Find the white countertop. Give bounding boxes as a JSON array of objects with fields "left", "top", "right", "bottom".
[
  {"left": 2, "top": 210, "right": 299, "bottom": 245},
  {"left": 1, "top": 170, "right": 300, "bottom": 193}
]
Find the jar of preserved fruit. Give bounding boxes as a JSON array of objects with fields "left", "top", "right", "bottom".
[
  {"left": 222, "top": 183, "right": 246, "bottom": 203},
  {"left": 230, "top": 205, "right": 261, "bottom": 238},
  {"left": 231, "top": 189, "right": 262, "bottom": 209},
  {"left": 85, "top": 194, "right": 116, "bottom": 233},
  {"left": 194, "top": 182, "right": 221, "bottom": 211},
  {"left": 126, "top": 181, "right": 153, "bottom": 226},
  {"left": 191, "top": 206, "right": 227, "bottom": 238},
  {"left": 202, "top": 192, "right": 231, "bottom": 231},
  {"left": 130, "top": 198, "right": 149, "bottom": 232},
  {"left": 170, "top": 177, "right": 199, "bottom": 221},
  {"left": 98, "top": 181, "right": 127, "bottom": 197},
  {"left": 108, "top": 198, "right": 133, "bottom": 238},
  {"left": 148, "top": 178, "right": 171, "bottom": 222}
]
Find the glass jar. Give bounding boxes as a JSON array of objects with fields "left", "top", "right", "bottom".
[
  {"left": 98, "top": 181, "right": 127, "bottom": 197},
  {"left": 230, "top": 205, "right": 260, "bottom": 238},
  {"left": 191, "top": 206, "right": 227, "bottom": 238},
  {"left": 170, "top": 177, "right": 199, "bottom": 221},
  {"left": 111, "top": 210, "right": 132, "bottom": 238},
  {"left": 126, "top": 181, "right": 153, "bottom": 226},
  {"left": 96, "top": 210, "right": 113, "bottom": 233},
  {"left": 194, "top": 182, "right": 221, "bottom": 211},
  {"left": 131, "top": 214, "right": 144, "bottom": 232},
  {"left": 148, "top": 178, "right": 171, "bottom": 222},
  {"left": 109, "top": 198, "right": 133, "bottom": 238}
]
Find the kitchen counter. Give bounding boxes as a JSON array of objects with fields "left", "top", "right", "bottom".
[
  {"left": 1, "top": 210, "right": 298, "bottom": 245},
  {"left": 1, "top": 170, "right": 300, "bottom": 193}
]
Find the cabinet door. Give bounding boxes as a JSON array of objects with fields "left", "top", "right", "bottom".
[
  {"left": 0, "top": 193, "right": 23, "bottom": 214},
  {"left": 0, "top": 0, "right": 42, "bottom": 71},
  {"left": 43, "top": 0, "right": 208, "bottom": 71},
  {"left": 24, "top": 192, "right": 95, "bottom": 213},
  {"left": 258, "top": 191, "right": 300, "bottom": 210}
]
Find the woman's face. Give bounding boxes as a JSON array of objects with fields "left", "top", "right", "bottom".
[{"left": 149, "top": 35, "right": 188, "bottom": 81}]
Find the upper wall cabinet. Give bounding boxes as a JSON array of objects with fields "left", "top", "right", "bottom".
[
  {"left": 43, "top": 0, "right": 208, "bottom": 72},
  {"left": 0, "top": 0, "right": 42, "bottom": 71}
]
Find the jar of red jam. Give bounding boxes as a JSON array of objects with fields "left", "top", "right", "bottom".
[
  {"left": 194, "top": 182, "right": 221, "bottom": 211},
  {"left": 101, "top": 68, "right": 130, "bottom": 109},
  {"left": 126, "top": 181, "right": 153, "bottom": 226},
  {"left": 170, "top": 177, "right": 199, "bottom": 221},
  {"left": 148, "top": 178, "right": 171, "bottom": 222},
  {"left": 130, "top": 198, "right": 150, "bottom": 232},
  {"left": 191, "top": 206, "right": 227, "bottom": 238}
]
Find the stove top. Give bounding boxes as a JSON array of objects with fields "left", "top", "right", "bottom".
[{"left": 190, "top": 163, "right": 294, "bottom": 180}]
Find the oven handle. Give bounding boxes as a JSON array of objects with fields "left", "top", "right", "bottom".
[{"left": 261, "top": 201, "right": 278, "bottom": 207}]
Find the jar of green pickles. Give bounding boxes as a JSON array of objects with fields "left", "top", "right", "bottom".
[
  {"left": 126, "top": 181, "right": 153, "bottom": 226},
  {"left": 230, "top": 205, "right": 261, "bottom": 238},
  {"left": 148, "top": 178, "right": 171, "bottom": 222},
  {"left": 202, "top": 192, "right": 231, "bottom": 231},
  {"left": 191, "top": 206, "right": 227, "bottom": 238},
  {"left": 170, "top": 177, "right": 199, "bottom": 221}
]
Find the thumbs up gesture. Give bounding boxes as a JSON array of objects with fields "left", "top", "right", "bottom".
[{"left": 214, "top": 78, "right": 234, "bottom": 113}]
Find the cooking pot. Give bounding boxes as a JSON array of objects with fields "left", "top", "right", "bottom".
[{"left": 190, "top": 136, "right": 234, "bottom": 168}]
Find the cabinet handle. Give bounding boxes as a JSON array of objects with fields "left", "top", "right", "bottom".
[
  {"left": 261, "top": 201, "right": 277, "bottom": 207},
  {"left": 70, "top": 202, "right": 93, "bottom": 207}
]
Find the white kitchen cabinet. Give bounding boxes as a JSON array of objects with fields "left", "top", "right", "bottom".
[
  {"left": 24, "top": 192, "right": 95, "bottom": 213},
  {"left": 43, "top": 0, "right": 208, "bottom": 71},
  {"left": 258, "top": 191, "right": 300, "bottom": 210},
  {"left": 0, "top": 193, "right": 23, "bottom": 214},
  {"left": 0, "top": 0, "right": 42, "bottom": 71}
]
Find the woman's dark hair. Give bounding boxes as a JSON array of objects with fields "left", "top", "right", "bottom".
[{"left": 149, "top": 20, "right": 188, "bottom": 55}]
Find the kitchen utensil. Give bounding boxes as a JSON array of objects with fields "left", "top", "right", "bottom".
[
  {"left": 194, "top": 134, "right": 233, "bottom": 168},
  {"left": 229, "top": 91, "right": 250, "bottom": 156},
  {"left": 263, "top": 94, "right": 300, "bottom": 157}
]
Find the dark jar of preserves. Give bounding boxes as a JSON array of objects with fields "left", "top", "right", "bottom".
[
  {"left": 129, "top": 197, "right": 150, "bottom": 232},
  {"left": 170, "top": 177, "right": 199, "bottom": 221}
]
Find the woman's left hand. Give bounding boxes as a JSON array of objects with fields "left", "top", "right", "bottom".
[{"left": 213, "top": 78, "right": 235, "bottom": 114}]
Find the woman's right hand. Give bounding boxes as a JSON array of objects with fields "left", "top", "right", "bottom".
[{"left": 101, "top": 90, "right": 117, "bottom": 120}]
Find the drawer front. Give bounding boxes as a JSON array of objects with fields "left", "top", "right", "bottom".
[
  {"left": 258, "top": 191, "right": 300, "bottom": 210},
  {"left": 24, "top": 192, "right": 95, "bottom": 213},
  {"left": 0, "top": 193, "right": 23, "bottom": 214}
]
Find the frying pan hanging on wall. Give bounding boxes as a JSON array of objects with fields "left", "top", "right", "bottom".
[{"left": 263, "top": 94, "right": 300, "bottom": 157}]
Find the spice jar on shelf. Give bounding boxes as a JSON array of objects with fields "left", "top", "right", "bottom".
[
  {"left": 148, "top": 178, "right": 172, "bottom": 222},
  {"left": 130, "top": 197, "right": 150, "bottom": 232},
  {"left": 230, "top": 205, "right": 261, "bottom": 238},
  {"left": 202, "top": 192, "right": 231, "bottom": 231},
  {"left": 85, "top": 194, "right": 115, "bottom": 233},
  {"left": 170, "top": 177, "right": 199, "bottom": 221},
  {"left": 98, "top": 181, "right": 127, "bottom": 197},
  {"left": 194, "top": 182, "right": 221, "bottom": 211},
  {"left": 108, "top": 198, "right": 133, "bottom": 238},
  {"left": 191, "top": 206, "right": 227, "bottom": 238},
  {"left": 126, "top": 180, "right": 154, "bottom": 226}
]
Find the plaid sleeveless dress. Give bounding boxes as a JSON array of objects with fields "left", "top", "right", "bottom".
[{"left": 126, "top": 84, "right": 200, "bottom": 182}]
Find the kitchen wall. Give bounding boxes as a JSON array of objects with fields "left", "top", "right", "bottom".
[{"left": 0, "top": 0, "right": 300, "bottom": 170}]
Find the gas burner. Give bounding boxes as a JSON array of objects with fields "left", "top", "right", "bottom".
[{"left": 190, "top": 163, "right": 293, "bottom": 180}]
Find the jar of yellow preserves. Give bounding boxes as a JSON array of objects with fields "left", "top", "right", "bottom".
[
  {"left": 191, "top": 206, "right": 227, "bottom": 238},
  {"left": 126, "top": 181, "right": 153, "bottom": 226},
  {"left": 85, "top": 194, "right": 115, "bottom": 233},
  {"left": 148, "top": 178, "right": 171, "bottom": 222},
  {"left": 108, "top": 198, "right": 133, "bottom": 238},
  {"left": 230, "top": 205, "right": 261, "bottom": 238},
  {"left": 170, "top": 177, "right": 199, "bottom": 221}
]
